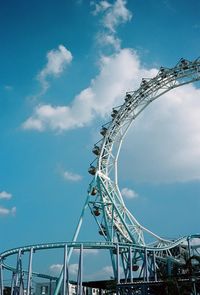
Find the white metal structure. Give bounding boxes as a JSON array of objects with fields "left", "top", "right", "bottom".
[
  {"left": 1, "top": 58, "right": 200, "bottom": 295},
  {"left": 88, "top": 57, "right": 200, "bottom": 248}
]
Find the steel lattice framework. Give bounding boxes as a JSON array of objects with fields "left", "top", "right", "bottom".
[
  {"left": 86, "top": 57, "right": 200, "bottom": 275},
  {"left": 1, "top": 57, "right": 200, "bottom": 295}
]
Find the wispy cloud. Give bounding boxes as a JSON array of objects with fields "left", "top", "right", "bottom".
[
  {"left": 69, "top": 264, "right": 79, "bottom": 275},
  {"left": 22, "top": 0, "right": 134, "bottom": 131},
  {"left": 22, "top": 1, "right": 200, "bottom": 184},
  {"left": 91, "top": 0, "right": 132, "bottom": 32},
  {"left": 22, "top": 49, "right": 156, "bottom": 132},
  {"left": 29, "top": 44, "right": 73, "bottom": 100},
  {"left": 122, "top": 83, "right": 200, "bottom": 183},
  {"left": 96, "top": 32, "right": 121, "bottom": 51},
  {"left": 121, "top": 188, "right": 138, "bottom": 199},
  {"left": 92, "top": 0, "right": 132, "bottom": 51},
  {"left": 63, "top": 170, "right": 82, "bottom": 182},
  {"left": 49, "top": 263, "right": 79, "bottom": 276},
  {"left": 91, "top": 1, "right": 112, "bottom": 15},
  {"left": 0, "top": 190, "right": 16, "bottom": 217},
  {"left": 0, "top": 206, "right": 16, "bottom": 217},
  {"left": 0, "top": 191, "right": 12, "bottom": 200},
  {"left": 49, "top": 264, "right": 62, "bottom": 275}
]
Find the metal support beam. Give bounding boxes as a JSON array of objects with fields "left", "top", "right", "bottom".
[
  {"left": 144, "top": 248, "right": 148, "bottom": 282},
  {"left": 13, "top": 249, "right": 22, "bottom": 295},
  {"left": 53, "top": 195, "right": 90, "bottom": 295},
  {"left": 167, "top": 258, "right": 172, "bottom": 277},
  {"left": 11, "top": 272, "right": 15, "bottom": 295},
  {"left": 19, "top": 280, "right": 24, "bottom": 295},
  {"left": 0, "top": 258, "right": 3, "bottom": 295},
  {"left": 129, "top": 247, "right": 133, "bottom": 282},
  {"left": 26, "top": 248, "right": 33, "bottom": 295},
  {"left": 49, "top": 280, "right": 52, "bottom": 295},
  {"left": 187, "top": 236, "right": 191, "bottom": 258},
  {"left": 192, "top": 279, "right": 197, "bottom": 295},
  {"left": 63, "top": 244, "right": 68, "bottom": 295},
  {"left": 116, "top": 244, "right": 120, "bottom": 284},
  {"left": 153, "top": 251, "right": 157, "bottom": 282},
  {"left": 77, "top": 244, "right": 83, "bottom": 295}
]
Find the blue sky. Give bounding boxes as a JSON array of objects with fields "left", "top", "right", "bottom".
[{"left": 1, "top": 0, "right": 200, "bottom": 279}]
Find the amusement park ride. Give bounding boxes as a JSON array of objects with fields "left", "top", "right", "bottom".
[{"left": 1, "top": 57, "right": 200, "bottom": 294}]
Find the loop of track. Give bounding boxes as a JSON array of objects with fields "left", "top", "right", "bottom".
[{"left": 89, "top": 57, "right": 200, "bottom": 248}]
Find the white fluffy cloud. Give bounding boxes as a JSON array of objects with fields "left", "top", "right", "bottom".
[
  {"left": 69, "top": 263, "right": 79, "bottom": 275},
  {"left": 49, "top": 264, "right": 63, "bottom": 274},
  {"left": 121, "top": 187, "right": 138, "bottom": 199},
  {"left": 49, "top": 263, "right": 81, "bottom": 275},
  {"left": 0, "top": 206, "right": 16, "bottom": 217},
  {"left": 63, "top": 170, "right": 82, "bottom": 182},
  {"left": 22, "top": 46, "right": 200, "bottom": 183},
  {"left": 92, "top": 0, "right": 132, "bottom": 32},
  {"left": 92, "top": 0, "right": 132, "bottom": 51},
  {"left": 37, "top": 45, "right": 73, "bottom": 94},
  {"left": 0, "top": 191, "right": 16, "bottom": 217},
  {"left": 49, "top": 263, "right": 79, "bottom": 276},
  {"left": 91, "top": 1, "right": 112, "bottom": 15},
  {"left": 22, "top": 1, "right": 200, "bottom": 183},
  {"left": 102, "top": 0, "right": 132, "bottom": 32},
  {"left": 23, "top": 0, "right": 134, "bottom": 131},
  {"left": 121, "top": 83, "right": 200, "bottom": 183},
  {"left": 97, "top": 33, "right": 121, "bottom": 51},
  {"left": 22, "top": 49, "right": 156, "bottom": 131},
  {"left": 0, "top": 191, "right": 12, "bottom": 200}
]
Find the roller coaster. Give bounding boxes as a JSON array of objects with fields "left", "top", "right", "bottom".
[{"left": 1, "top": 57, "right": 200, "bottom": 295}]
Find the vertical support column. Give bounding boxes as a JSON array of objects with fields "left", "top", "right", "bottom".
[
  {"left": 116, "top": 244, "right": 120, "bottom": 284},
  {"left": 111, "top": 205, "right": 114, "bottom": 242},
  {"left": 26, "top": 248, "right": 33, "bottom": 295},
  {"left": 152, "top": 251, "right": 157, "bottom": 282},
  {"left": 63, "top": 244, "right": 68, "bottom": 295},
  {"left": 53, "top": 194, "right": 90, "bottom": 295},
  {"left": 49, "top": 280, "right": 52, "bottom": 295},
  {"left": 77, "top": 244, "right": 83, "bottom": 295},
  {"left": 143, "top": 249, "right": 146, "bottom": 281},
  {"left": 11, "top": 272, "right": 15, "bottom": 295},
  {"left": 129, "top": 247, "right": 133, "bottom": 283},
  {"left": 13, "top": 249, "right": 22, "bottom": 295},
  {"left": 0, "top": 258, "right": 4, "bottom": 295},
  {"left": 192, "top": 278, "right": 197, "bottom": 295},
  {"left": 144, "top": 248, "right": 148, "bottom": 282},
  {"left": 187, "top": 236, "right": 191, "bottom": 258},
  {"left": 167, "top": 258, "right": 172, "bottom": 277},
  {"left": 116, "top": 244, "right": 120, "bottom": 295}
]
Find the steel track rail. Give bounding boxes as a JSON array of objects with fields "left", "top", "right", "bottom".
[
  {"left": 88, "top": 57, "right": 200, "bottom": 248},
  {"left": 1, "top": 235, "right": 200, "bottom": 278}
]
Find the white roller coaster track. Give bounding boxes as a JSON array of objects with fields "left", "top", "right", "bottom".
[
  {"left": 88, "top": 57, "right": 200, "bottom": 249},
  {"left": 1, "top": 58, "right": 200, "bottom": 295}
]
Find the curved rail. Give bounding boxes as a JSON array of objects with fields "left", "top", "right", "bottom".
[
  {"left": 1, "top": 235, "right": 200, "bottom": 269},
  {"left": 1, "top": 235, "right": 200, "bottom": 281},
  {"left": 88, "top": 57, "right": 200, "bottom": 248},
  {"left": 1, "top": 58, "right": 200, "bottom": 295}
]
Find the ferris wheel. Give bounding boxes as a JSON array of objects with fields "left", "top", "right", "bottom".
[
  {"left": 52, "top": 57, "right": 200, "bottom": 294},
  {"left": 1, "top": 57, "right": 200, "bottom": 295},
  {"left": 86, "top": 57, "right": 200, "bottom": 271}
]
